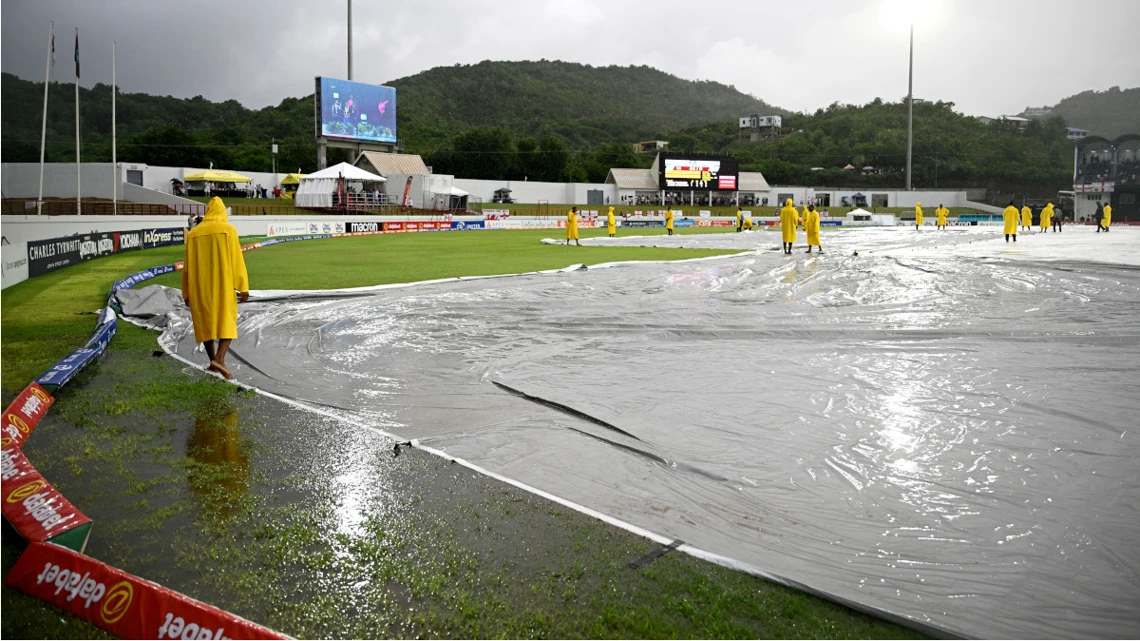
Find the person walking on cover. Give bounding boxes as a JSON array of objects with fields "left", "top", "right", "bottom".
[
  {"left": 915, "top": 202, "right": 924, "bottom": 230},
  {"left": 665, "top": 208, "right": 675, "bottom": 236},
  {"left": 181, "top": 197, "right": 249, "bottom": 379},
  {"left": 1095, "top": 202, "right": 1106, "bottom": 232},
  {"left": 736, "top": 207, "right": 743, "bottom": 232},
  {"left": 1103, "top": 202, "right": 1112, "bottom": 232},
  {"left": 1053, "top": 206, "right": 1064, "bottom": 232},
  {"left": 780, "top": 198, "right": 798, "bottom": 254},
  {"left": 804, "top": 204, "right": 822, "bottom": 254},
  {"left": 1021, "top": 204, "right": 1033, "bottom": 231},
  {"left": 1002, "top": 201, "right": 1019, "bottom": 242},
  {"left": 606, "top": 206, "right": 616, "bottom": 238},
  {"left": 935, "top": 204, "right": 949, "bottom": 230},
  {"left": 1039, "top": 202, "right": 1054, "bottom": 233},
  {"left": 566, "top": 206, "right": 581, "bottom": 246}
]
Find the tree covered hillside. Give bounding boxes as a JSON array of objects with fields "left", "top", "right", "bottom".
[
  {"left": 0, "top": 61, "right": 779, "bottom": 173},
  {"left": 663, "top": 99, "right": 1074, "bottom": 194},
  {"left": 1035, "top": 86, "right": 1140, "bottom": 138}
]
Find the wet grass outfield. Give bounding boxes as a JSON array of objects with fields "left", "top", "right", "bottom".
[{"left": 2, "top": 226, "right": 923, "bottom": 639}]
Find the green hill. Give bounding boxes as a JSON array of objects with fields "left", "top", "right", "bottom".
[
  {"left": 0, "top": 61, "right": 780, "bottom": 173},
  {"left": 1021, "top": 86, "right": 1140, "bottom": 138}
]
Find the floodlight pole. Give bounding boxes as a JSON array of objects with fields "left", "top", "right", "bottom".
[
  {"left": 905, "top": 22, "right": 914, "bottom": 191},
  {"left": 347, "top": 0, "right": 353, "bottom": 80}
]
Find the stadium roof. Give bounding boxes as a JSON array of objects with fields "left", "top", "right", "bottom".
[
  {"left": 355, "top": 151, "right": 430, "bottom": 177},
  {"left": 605, "top": 168, "right": 658, "bottom": 190},
  {"left": 738, "top": 171, "right": 770, "bottom": 192}
]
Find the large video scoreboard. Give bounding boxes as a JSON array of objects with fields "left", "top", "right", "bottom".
[{"left": 659, "top": 155, "right": 739, "bottom": 190}]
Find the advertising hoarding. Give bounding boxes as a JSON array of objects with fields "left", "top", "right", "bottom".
[
  {"left": 659, "top": 155, "right": 740, "bottom": 190},
  {"left": 316, "top": 77, "right": 397, "bottom": 144}
]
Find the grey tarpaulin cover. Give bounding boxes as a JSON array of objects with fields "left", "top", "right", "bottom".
[{"left": 119, "top": 227, "right": 1140, "bottom": 638}]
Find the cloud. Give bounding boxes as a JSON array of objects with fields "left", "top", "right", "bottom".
[{"left": 1, "top": 0, "right": 1137, "bottom": 118}]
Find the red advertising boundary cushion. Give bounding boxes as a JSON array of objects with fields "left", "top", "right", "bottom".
[
  {"left": 1, "top": 383, "right": 54, "bottom": 450},
  {"left": 1, "top": 446, "right": 93, "bottom": 553},
  {"left": 6, "top": 542, "right": 289, "bottom": 640}
]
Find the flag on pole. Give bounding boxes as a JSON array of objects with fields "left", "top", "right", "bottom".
[
  {"left": 51, "top": 30, "right": 55, "bottom": 65},
  {"left": 74, "top": 31, "right": 80, "bottom": 78}
]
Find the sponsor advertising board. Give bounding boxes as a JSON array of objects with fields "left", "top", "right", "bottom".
[
  {"left": 345, "top": 221, "right": 382, "bottom": 233},
  {"left": 5, "top": 542, "right": 289, "bottom": 639},
  {"left": 674, "top": 218, "right": 695, "bottom": 227},
  {"left": 25, "top": 229, "right": 186, "bottom": 279},
  {"left": 623, "top": 220, "right": 663, "bottom": 228},
  {"left": 1, "top": 383, "right": 54, "bottom": 451},
  {"left": 483, "top": 209, "right": 509, "bottom": 220},
  {"left": 2, "top": 241, "right": 29, "bottom": 290},
  {"left": 1, "top": 449, "right": 93, "bottom": 551},
  {"left": 35, "top": 348, "right": 99, "bottom": 388},
  {"left": 266, "top": 222, "right": 308, "bottom": 237},
  {"left": 451, "top": 220, "right": 485, "bottom": 230}
]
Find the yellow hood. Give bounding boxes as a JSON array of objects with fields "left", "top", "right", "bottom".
[
  {"left": 785, "top": 198, "right": 793, "bottom": 207},
  {"left": 203, "top": 197, "right": 228, "bottom": 223}
]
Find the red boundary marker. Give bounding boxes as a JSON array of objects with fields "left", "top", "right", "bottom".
[{"left": 6, "top": 542, "right": 288, "bottom": 640}]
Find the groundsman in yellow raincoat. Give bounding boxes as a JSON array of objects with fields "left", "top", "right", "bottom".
[
  {"left": 1103, "top": 204, "right": 1112, "bottom": 230},
  {"left": 1002, "top": 201, "right": 1019, "bottom": 242},
  {"left": 780, "top": 199, "right": 798, "bottom": 254},
  {"left": 915, "top": 202, "right": 924, "bottom": 229},
  {"left": 1039, "top": 203, "right": 1053, "bottom": 231},
  {"left": 606, "top": 206, "right": 616, "bottom": 237},
  {"left": 1021, "top": 205, "right": 1032, "bottom": 230},
  {"left": 735, "top": 207, "right": 743, "bottom": 232},
  {"left": 665, "top": 209, "right": 675, "bottom": 235},
  {"left": 566, "top": 207, "right": 581, "bottom": 245},
  {"left": 804, "top": 205, "right": 822, "bottom": 253},
  {"left": 182, "top": 197, "right": 249, "bottom": 378},
  {"left": 935, "top": 205, "right": 949, "bottom": 229}
]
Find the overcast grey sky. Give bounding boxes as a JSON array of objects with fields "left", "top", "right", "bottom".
[{"left": 2, "top": 0, "right": 1137, "bottom": 117}]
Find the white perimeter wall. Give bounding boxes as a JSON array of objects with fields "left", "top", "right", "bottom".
[
  {"left": 453, "top": 179, "right": 617, "bottom": 204},
  {"left": 0, "top": 214, "right": 479, "bottom": 246}
]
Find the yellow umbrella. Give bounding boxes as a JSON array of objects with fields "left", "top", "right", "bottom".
[
  {"left": 281, "top": 173, "right": 306, "bottom": 185},
  {"left": 183, "top": 169, "right": 252, "bottom": 183}
]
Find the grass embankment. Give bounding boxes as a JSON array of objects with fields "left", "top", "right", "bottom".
[{"left": 1, "top": 228, "right": 923, "bottom": 639}]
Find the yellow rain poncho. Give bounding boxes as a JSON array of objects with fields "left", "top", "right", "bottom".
[
  {"left": 735, "top": 209, "right": 743, "bottom": 229},
  {"left": 804, "top": 208, "right": 821, "bottom": 246},
  {"left": 606, "top": 207, "right": 616, "bottom": 235},
  {"left": 799, "top": 205, "right": 808, "bottom": 227},
  {"left": 936, "top": 206, "right": 948, "bottom": 226},
  {"left": 915, "top": 202, "right": 924, "bottom": 226},
  {"left": 1021, "top": 206, "right": 1032, "bottom": 227},
  {"left": 181, "top": 197, "right": 249, "bottom": 343},
  {"left": 665, "top": 209, "right": 674, "bottom": 231},
  {"left": 780, "top": 199, "right": 798, "bottom": 243},
  {"left": 1002, "top": 205, "right": 1019, "bottom": 235},
  {"left": 743, "top": 215, "right": 753, "bottom": 230},
  {"left": 1104, "top": 204, "right": 1112, "bottom": 228},
  {"left": 566, "top": 210, "right": 579, "bottom": 240},
  {"left": 1040, "top": 203, "right": 1054, "bottom": 230}
]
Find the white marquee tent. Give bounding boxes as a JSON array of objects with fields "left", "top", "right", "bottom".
[{"left": 295, "top": 162, "right": 387, "bottom": 208}]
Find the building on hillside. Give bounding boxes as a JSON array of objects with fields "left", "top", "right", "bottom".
[
  {"left": 633, "top": 141, "right": 669, "bottom": 153},
  {"left": 739, "top": 114, "right": 782, "bottom": 141},
  {"left": 1023, "top": 107, "right": 1052, "bottom": 118},
  {"left": 978, "top": 115, "right": 1030, "bottom": 130},
  {"left": 1067, "top": 126, "right": 1090, "bottom": 141}
]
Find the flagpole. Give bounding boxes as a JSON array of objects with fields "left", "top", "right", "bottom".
[
  {"left": 75, "top": 27, "right": 81, "bottom": 216},
  {"left": 37, "top": 22, "right": 53, "bottom": 216},
  {"left": 112, "top": 40, "right": 117, "bottom": 215}
]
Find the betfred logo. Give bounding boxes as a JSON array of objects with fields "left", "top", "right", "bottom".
[{"left": 8, "top": 479, "right": 46, "bottom": 503}]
